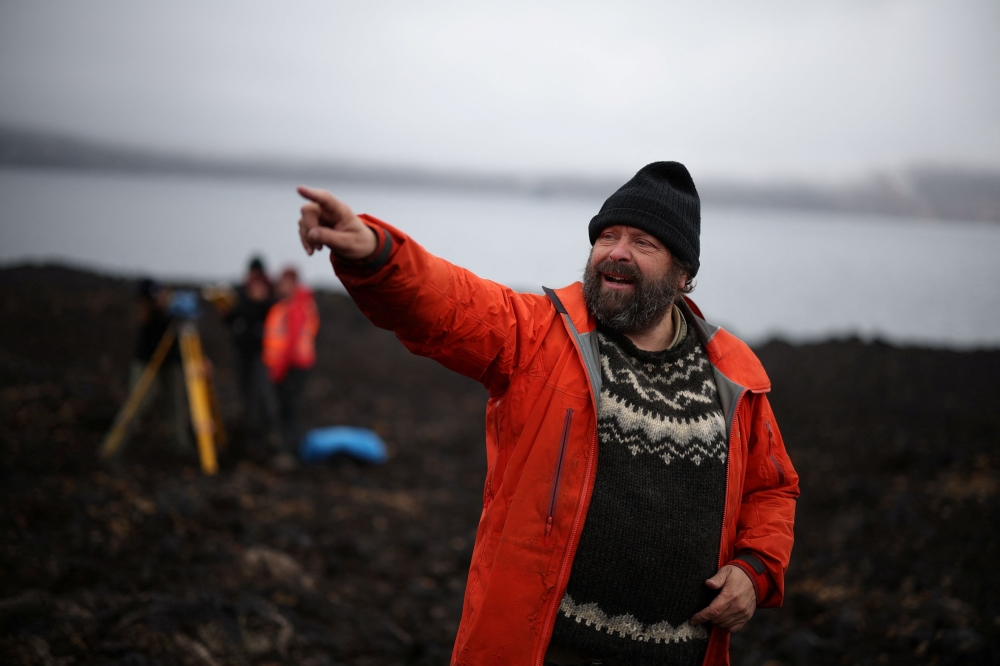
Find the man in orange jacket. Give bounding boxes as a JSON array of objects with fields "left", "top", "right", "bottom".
[{"left": 296, "top": 162, "right": 799, "bottom": 666}]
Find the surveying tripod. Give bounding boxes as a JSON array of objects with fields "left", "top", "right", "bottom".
[{"left": 99, "top": 293, "right": 226, "bottom": 475}]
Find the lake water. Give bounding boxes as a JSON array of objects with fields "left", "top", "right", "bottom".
[{"left": 2, "top": 167, "right": 999, "bottom": 348}]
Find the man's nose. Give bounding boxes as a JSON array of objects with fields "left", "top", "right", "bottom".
[{"left": 608, "top": 239, "right": 632, "bottom": 262}]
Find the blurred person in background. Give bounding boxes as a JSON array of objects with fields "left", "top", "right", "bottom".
[
  {"left": 122, "top": 278, "right": 191, "bottom": 454},
  {"left": 295, "top": 162, "right": 799, "bottom": 666},
  {"left": 222, "top": 256, "right": 278, "bottom": 452},
  {"left": 263, "top": 267, "right": 319, "bottom": 463}
]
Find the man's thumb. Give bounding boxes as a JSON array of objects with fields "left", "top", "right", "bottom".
[{"left": 705, "top": 569, "right": 729, "bottom": 590}]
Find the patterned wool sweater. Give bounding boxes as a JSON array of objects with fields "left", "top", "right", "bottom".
[{"left": 549, "top": 311, "right": 728, "bottom": 666}]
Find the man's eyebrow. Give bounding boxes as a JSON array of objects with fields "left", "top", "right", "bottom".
[{"left": 631, "top": 231, "right": 662, "bottom": 246}]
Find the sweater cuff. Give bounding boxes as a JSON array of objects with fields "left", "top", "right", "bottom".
[
  {"left": 728, "top": 553, "right": 770, "bottom": 605},
  {"left": 331, "top": 219, "right": 393, "bottom": 273}
]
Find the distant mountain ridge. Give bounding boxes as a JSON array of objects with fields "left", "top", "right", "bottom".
[{"left": 2, "top": 125, "right": 998, "bottom": 222}]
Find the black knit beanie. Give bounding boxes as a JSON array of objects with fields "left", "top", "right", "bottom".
[{"left": 588, "top": 161, "right": 701, "bottom": 276}]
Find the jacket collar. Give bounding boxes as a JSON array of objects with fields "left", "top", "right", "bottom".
[{"left": 548, "top": 283, "right": 771, "bottom": 395}]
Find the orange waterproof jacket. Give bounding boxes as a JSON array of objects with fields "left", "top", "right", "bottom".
[
  {"left": 334, "top": 215, "right": 800, "bottom": 666},
  {"left": 263, "top": 286, "right": 319, "bottom": 383}
]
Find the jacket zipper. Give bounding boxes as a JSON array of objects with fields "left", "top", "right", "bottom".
[
  {"left": 765, "top": 421, "right": 786, "bottom": 486},
  {"left": 716, "top": 390, "right": 745, "bottom": 570},
  {"left": 698, "top": 389, "right": 746, "bottom": 666},
  {"left": 536, "top": 424, "right": 598, "bottom": 666},
  {"left": 545, "top": 408, "right": 574, "bottom": 537},
  {"left": 533, "top": 303, "right": 597, "bottom": 666}
]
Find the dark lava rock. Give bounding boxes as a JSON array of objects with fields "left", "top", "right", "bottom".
[{"left": 2, "top": 265, "right": 999, "bottom": 664}]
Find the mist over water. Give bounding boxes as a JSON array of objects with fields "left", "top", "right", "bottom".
[{"left": 2, "top": 167, "right": 999, "bottom": 348}]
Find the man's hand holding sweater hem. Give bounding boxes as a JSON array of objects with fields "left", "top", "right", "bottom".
[{"left": 689, "top": 564, "right": 757, "bottom": 633}]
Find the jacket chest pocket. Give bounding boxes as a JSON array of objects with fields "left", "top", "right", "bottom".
[
  {"left": 484, "top": 407, "right": 508, "bottom": 510},
  {"left": 765, "top": 420, "right": 786, "bottom": 486},
  {"left": 544, "top": 408, "right": 574, "bottom": 538}
]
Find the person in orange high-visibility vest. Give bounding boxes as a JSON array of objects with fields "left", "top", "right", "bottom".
[{"left": 263, "top": 267, "right": 319, "bottom": 454}]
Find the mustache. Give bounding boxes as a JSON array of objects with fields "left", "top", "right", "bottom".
[
  {"left": 595, "top": 259, "right": 643, "bottom": 281},
  {"left": 583, "top": 254, "right": 679, "bottom": 335}
]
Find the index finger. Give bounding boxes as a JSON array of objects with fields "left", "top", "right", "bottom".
[
  {"left": 297, "top": 185, "right": 328, "bottom": 203},
  {"left": 296, "top": 186, "right": 355, "bottom": 223},
  {"left": 297, "top": 186, "right": 340, "bottom": 213}
]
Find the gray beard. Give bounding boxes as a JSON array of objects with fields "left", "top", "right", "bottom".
[{"left": 582, "top": 257, "right": 680, "bottom": 336}]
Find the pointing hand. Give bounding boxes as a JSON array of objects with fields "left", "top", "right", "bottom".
[{"left": 297, "top": 186, "right": 378, "bottom": 261}]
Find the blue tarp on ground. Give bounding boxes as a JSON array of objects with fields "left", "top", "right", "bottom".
[{"left": 299, "top": 426, "right": 388, "bottom": 464}]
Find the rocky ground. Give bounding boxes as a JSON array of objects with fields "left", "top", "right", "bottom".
[{"left": 1, "top": 265, "right": 998, "bottom": 665}]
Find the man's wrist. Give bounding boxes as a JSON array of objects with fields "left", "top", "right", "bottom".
[
  {"left": 358, "top": 224, "right": 380, "bottom": 261},
  {"left": 332, "top": 221, "right": 393, "bottom": 272},
  {"left": 727, "top": 554, "right": 769, "bottom": 605},
  {"left": 330, "top": 223, "right": 375, "bottom": 260}
]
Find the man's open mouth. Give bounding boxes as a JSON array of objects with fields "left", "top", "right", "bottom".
[{"left": 602, "top": 273, "right": 635, "bottom": 285}]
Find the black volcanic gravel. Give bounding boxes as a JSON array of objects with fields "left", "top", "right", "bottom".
[{"left": 1, "top": 265, "right": 998, "bottom": 665}]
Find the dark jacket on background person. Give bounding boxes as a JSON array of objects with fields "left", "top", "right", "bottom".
[
  {"left": 128, "top": 283, "right": 189, "bottom": 453},
  {"left": 333, "top": 215, "right": 800, "bottom": 666},
  {"left": 225, "top": 288, "right": 275, "bottom": 361},
  {"left": 134, "top": 295, "right": 179, "bottom": 365}
]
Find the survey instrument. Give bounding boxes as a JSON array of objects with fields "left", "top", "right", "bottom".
[{"left": 99, "top": 290, "right": 225, "bottom": 475}]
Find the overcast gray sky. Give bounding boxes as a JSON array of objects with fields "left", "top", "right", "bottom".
[{"left": 1, "top": 0, "right": 998, "bottom": 180}]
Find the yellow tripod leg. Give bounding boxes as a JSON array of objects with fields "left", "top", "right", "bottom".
[
  {"left": 178, "top": 323, "right": 219, "bottom": 475},
  {"left": 206, "top": 369, "right": 227, "bottom": 451},
  {"left": 100, "top": 325, "right": 176, "bottom": 459}
]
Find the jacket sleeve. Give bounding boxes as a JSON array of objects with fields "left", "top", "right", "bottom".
[
  {"left": 332, "top": 214, "right": 552, "bottom": 395},
  {"left": 728, "top": 392, "right": 800, "bottom": 608}
]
